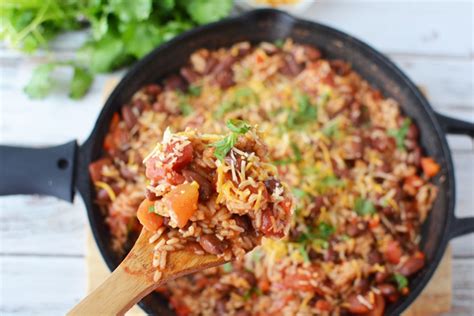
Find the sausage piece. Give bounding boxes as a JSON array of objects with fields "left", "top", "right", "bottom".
[{"left": 199, "top": 234, "right": 228, "bottom": 255}]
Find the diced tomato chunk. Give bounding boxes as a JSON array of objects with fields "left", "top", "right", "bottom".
[
  {"left": 403, "top": 175, "right": 423, "bottom": 196},
  {"left": 137, "top": 199, "right": 163, "bottom": 232},
  {"left": 165, "top": 142, "right": 193, "bottom": 171},
  {"left": 385, "top": 240, "right": 402, "bottom": 264},
  {"left": 163, "top": 183, "right": 199, "bottom": 228},
  {"left": 89, "top": 158, "right": 111, "bottom": 182},
  {"left": 145, "top": 157, "right": 185, "bottom": 184},
  {"left": 421, "top": 157, "right": 440, "bottom": 178}
]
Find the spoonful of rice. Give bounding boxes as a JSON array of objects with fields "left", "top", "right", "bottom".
[{"left": 68, "top": 120, "right": 293, "bottom": 316}]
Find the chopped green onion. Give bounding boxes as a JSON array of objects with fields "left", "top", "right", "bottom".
[{"left": 148, "top": 205, "right": 155, "bottom": 213}]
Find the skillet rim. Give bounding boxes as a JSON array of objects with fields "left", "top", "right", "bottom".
[{"left": 79, "top": 8, "right": 456, "bottom": 315}]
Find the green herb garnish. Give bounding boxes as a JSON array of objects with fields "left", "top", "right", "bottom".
[
  {"left": 320, "top": 175, "right": 345, "bottom": 188},
  {"left": 388, "top": 118, "right": 411, "bottom": 150},
  {"left": 3, "top": 0, "right": 232, "bottom": 99},
  {"left": 291, "top": 142, "right": 302, "bottom": 162},
  {"left": 214, "top": 86, "right": 258, "bottom": 118},
  {"left": 24, "top": 61, "right": 93, "bottom": 100},
  {"left": 299, "top": 244, "right": 310, "bottom": 262},
  {"left": 148, "top": 205, "right": 155, "bottom": 213},
  {"left": 286, "top": 92, "right": 317, "bottom": 129},
  {"left": 292, "top": 188, "right": 308, "bottom": 199},
  {"left": 188, "top": 85, "right": 202, "bottom": 96},
  {"left": 298, "top": 222, "right": 335, "bottom": 245},
  {"left": 322, "top": 119, "right": 340, "bottom": 138},
  {"left": 222, "top": 262, "right": 233, "bottom": 273},
  {"left": 393, "top": 273, "right": 409, "bottom": 290},
  {"left": 274, "top": 39, "right": 284, "bottom": 48},
  {"left": 177, "top": 93, "right": 194, "bottom": 116},
  {"left": 354, "top": 197, "right": 376, "bottom": 216},
  {"left": 210, "top": 119, "right": 251, "bottom": 160}
]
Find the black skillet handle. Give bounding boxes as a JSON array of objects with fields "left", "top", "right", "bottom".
[
  {"left": 435, "top": 112, "right": 474, "bottom": 137},
  {"left": 0, "top": 141, "right": 77, "bottom": 202},
  {"left": 435, "top": 112, "right": 474, "bottom": 238}
]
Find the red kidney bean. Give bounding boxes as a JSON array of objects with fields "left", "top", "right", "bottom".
[
  {"left": 235, "top": 310, "right": 251, "bottom": 316},
  {"left": 366, "top": 294, "right": 385, "bottom": 316},
  {"left": 283, "top": 53, "right": 302, "bottom": 76},
  {"left": 330, "top": 60, "right": 351, "bottom": 76},
  {"left": 324, "top": 247, "right": 337, "bottom": 262},
  {"left": 204, "top": 56, "right": 218, "bottom": 74},
  {"left": 145, "top": 189, "right": 159, "bottom": 201},
  {"left": 375, "top": 271, "right": 389, "bottom": 284},
  {"left": 199, "top": 234, "right": 228, "bottom": 255},
  {"left": 215, "top": 70, "right": 234, "bottom": 89},
  {"left": 377, "top": 283, "right": 397, "bottom": 300},
  {"left": 264, "top": 177, "right": 281, "bottom": 194},
  {"left": 182, "top": 169, "right": 213, "bottom": 201},
  {"left": 406, "top": 123, "right": 419, "bottom": 140},
  {"left": 213, "top": 55, "right": 237, "bottom": 74},
  {"left": 354, "top": 279, "right": 370, "bottom": 292},
  {"left": 346, "top": 293, "right": 371, "bottom": 314},
  {"left": 302, "top": 45, "right": 321, "bottom": 61},
  {"left": 96, "top": 189, "right": 111, "bottom": 202},
  {"left": 164, "top": 74, "right": 187, "bottom": 91},
  {"left": 368, "top": 250, "right": 383, "bottom": 265},
  {"left": 121, "top": 106, "right": 137, "bottom": 130},
  {"left": 186, "top": 241, "right": 204, "bottom": 254},
  {"left": 398, "top": 254, "right": 425, "bottom": 276},
  {"left": 144, "top": 84, "right": 161, "bottom": 96},
  {"left": 180, "top": 66, "right": 199, "bottom": 84},
  {"left": 232, "top": 215, "right": 252, "bottom": 232}
]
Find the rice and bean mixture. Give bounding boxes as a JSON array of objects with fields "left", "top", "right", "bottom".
[
  {"left": 135, "top": 124, "right": 292, "bottom": 281},
  {"left": 89, "top": 39, "right": 440, "bottom": 315}
]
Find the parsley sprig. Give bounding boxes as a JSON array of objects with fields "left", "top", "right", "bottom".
[{"left": 210, "top": 119, "right": 251, "bottom": 160}]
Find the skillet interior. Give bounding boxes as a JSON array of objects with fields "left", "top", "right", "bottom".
[{"left": 77, "top": 9, "right": 455, "bottom": 315}]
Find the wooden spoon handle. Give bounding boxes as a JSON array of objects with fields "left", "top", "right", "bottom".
[{"left": 67, "top": 265, "right": 154, "bottom": 316}]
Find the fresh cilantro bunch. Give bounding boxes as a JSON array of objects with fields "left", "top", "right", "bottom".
[{"left": 0, "top": 0, "right": 233, "bottom": 99}]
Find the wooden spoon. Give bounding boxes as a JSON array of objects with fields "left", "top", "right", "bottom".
[{"left": 68, "top": 229, "right": 225, "bottom": 316}]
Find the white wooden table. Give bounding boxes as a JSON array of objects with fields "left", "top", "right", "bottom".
[{"left": 1, "top": 2, "right": 473, "bottom": 315}]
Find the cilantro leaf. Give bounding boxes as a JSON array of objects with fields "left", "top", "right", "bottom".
[
  {"left": 24, "top": 63, "right": 56, "bottom": 99},
  {"left": 70, "top": 66, "right": 93, "bottom": 99},
  {"left": 388, "top": 118, "right": 411, "bottom": 150},
  {"left": 108, "top": 0, "right": 152, "bottom": 22},
  {"left": 188, "top": 85, "right": 202, "bottom": 96},
  {"left": 186, "top": 0, "right": 233, "bottom": 25},
  {"left": 148, "top": 205, "right": 155, "bottom": 213},
  {"left": 80, "top": 33, "right": 127, "bottom": 73},
  {"left": 393, "top": 273, "right": 408, "bottom": 290},
  {"left": 354, "top": 197, "right": 376, "bottom": 216},
  {"left": 226, "top": 119, "right": 251, "bottom": 134},
  {"left": 210, "top": 120, "right": 251, "bottom": 160},
  {"left": 222, "top": 262, "right": 233, "bottom": 272},
  {"left": 320, "top": 175, "right": 345, "bottom": 188},
  {"left": 299, "top": 244, "right": 310, "bottom": 262},
  {"left": 292, "top": 188, "right": 308, "bottom": 199},
  {"left": 286, "top": 92, "right": 317, "bottom": 129},
  {"left": 121, "top": 21, "right": 162, "bottom": 59}
]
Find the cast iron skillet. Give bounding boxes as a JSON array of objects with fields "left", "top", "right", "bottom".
[{"left": 1, "top": 9, "right": 473, "bottom": 315}]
